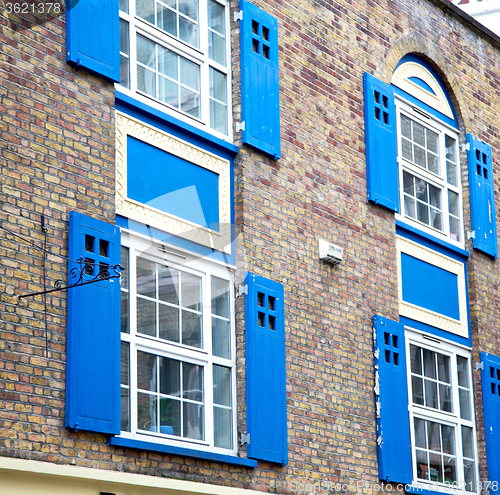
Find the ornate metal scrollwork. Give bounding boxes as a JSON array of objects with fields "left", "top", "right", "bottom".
[{"left": 17, "top": 258, "right": 123, "bottom": 300}]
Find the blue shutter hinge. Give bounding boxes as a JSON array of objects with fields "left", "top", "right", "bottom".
[
  {"left": 467, "top": 231, "right": 475, "bottom": 240},
  {"left": 234, "top": 10, "right": 243, "bottom": 21},
  {"left": 237, "top": 284, "right": 248, "bottom": 298},
  {"left": 461, "top": 142, "right": 470, "bottom": 152},
  {"left": 475, "top": 361, "right": 484, "bottom": 371},
  {"left": 236, "top": 121, "right": 245, "bottom": 132},
  {"left": 240, "top": 433, "right": 250, "bottom": 445}
]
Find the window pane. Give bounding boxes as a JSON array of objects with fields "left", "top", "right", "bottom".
[
  {"left": 121, "top": 290, "right": 129, "bottom": 333},
  {"left": 138, "top": 392, "right": 157, "bottom": 431},
  {"left": 414, "top": 418, "right": 426, "bottom": 448},
  {"left": 137, "top": 34, "right": 156, "bottom": 68},
  {"left": 180, "top": 87, "right": 200, "bottom": 117},
  {"left": 183, "top": 402, "right": 204, "bottom": 439},
  {"left": 212, "top": 277, "right": 229, "bottom": 318},
  {"left": 137, "top": 258, "right": 156, "bottom": 298},
  {"left": 417, "top": 201, "right": 429, "bottom": 225},
  {"left": 428, "top": 453, "right": 443, "bottom": 482},
  {"left": 427, "top": 421, "right": 441, "bottom": 451},
  {"left": 182, "top": 272, "right": 202, "bottom": 311},
  {"left": 214, "top": 406, "right": 232, "bottom": 449},
  {"left": 137, "top": 65, "right": 157, "bottom": 96},
  {"left": 179, "top": 0, "right": 198, "bottom": 21},
  {"left": 159, "top": 303, "right": 180, "bottom": 342},
  {"left": 404, "top": 196, "right": 416, "bottom": 218},
  {"left": 210, "top": 67, "right": 227, "bottom": 104},
  {"left": 413, "top": 122, "right": 425, "bottom": 146},
  {"left": 462, "top": 426, "right": 474, "bottom": 459},
  {"left": 121, "top": 342, "right": 130, "bottom": 386},
  {"left": 424, "top": 379, "right": 438, "bottom": 409},
  {"left": 437, "top": 353, "right": 450, "bottom": 383},
  {"left": 429, "top": 184, "right": 440, "bottom": 209},
  {"left": 448, "top": 190, "right": 459, "bottom": 218},
  {"left": 441, "top": 425, "right": 455, "bottom": 455},
  {"left": 120, "top": 0, "right": 129, "bottom": 13},
  {"left": 157, "top": 3, "right": 177, "bottom": 37},
  {"left": 158, "top": 266, "right": 179, "bottom": 304},
  {"left": 210, "top": 99, "right": 227, "bottom": 135},
  {"left": 160, "top": 397, "right": 181, "bottom": 436},
  {"left": 416, "top": 449, "right": 429, "bottom": 480},
  {"left": 447, "top": 160, "right": 457, "bottom": 186},
  {"left": 423, "top": 349, "right": 436, "bottom": 379},
  {"left": 427, "top": 129, "right": 438, "bottom": 154},
  {"left": 412, "top": 376, "right": 424, "bottom": 406},
  {"left": 121, "top": 387, "right": 130, "bottom": 431},
  {"left": 158, "top": 46, "right": 178, "bottom": 80},
  {"left": 402, "top": 138, "right": 413, "bottom": 161},
  {"left": 439, "top": 383, "right": 452, "bottom": 412},
  {"left": 415, "top": 179, "right": 428, "bottom": 203},
  {"left": 120, "top": 18, "right": 130, "bottom": 55},
  {"left": 183, "top": 362, "right": 203, "bottom": 402},
  {"left": 159, "top": 76, "right": 179, "bottom": 107},
  {"left": 459, "top": 388, "right": 471, "bottom": 420},
  {"left": 212, "top": 317, "right": 230, "bottom": 359},
  {"left": 137, "top": 297, "right": 156, "bottom": 337},
  {"left": 457, "top": 356, "right": 469, "bottom": 388},
  {"left": 401, "top": 115, "right": 412, "bottom": 139},
  {"left": 182, "top": 310, "right": 202, "bottom": 347},
  {"left": 208, "top": 0, "right": 225, "bottom": 34},
  {"left": 444, "top": 455, "right": 456, "bottom": 483},
  {"left": 159, "top": 357, "right": 180, "bottom": 397},
  {"left": 137, "top": 352, "right": 157, "bottom": 391},
  {"left": 445, "top": 135, "right": 456, "bottom": 163},
  {"left": 136, "top": 0, "right": 155, "bottom": 24},
  {"left": 213, "top": 365, "right": 231, "bottom": 407},
  {"left": 427, "top": 152, "right": 439, "bottom": 175},
  {"left": 121, "top": 247, "right": 130, "bottom": 289},
  {"left": 414, "top": 145, "right": 426, "bottom": 168},
  {"left": 180, "top": 57, "right": 200, "bottom": 91},
  {"left": 410, "top": 344, "right": 422, "bottom": 375},
  {"left": 179, "top": 16, "right": 199, "bottom": 47},
  {"left": 208, "top": 32, "right": 226, "bottom": 67}
]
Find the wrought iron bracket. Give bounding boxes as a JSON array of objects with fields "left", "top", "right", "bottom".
[{"left": 17, "top": 259, "right": 123, "bottom": 301}]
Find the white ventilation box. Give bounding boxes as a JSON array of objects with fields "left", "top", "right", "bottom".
[{"left": 318, "top": 239, "right": 343, "bottom": 265}]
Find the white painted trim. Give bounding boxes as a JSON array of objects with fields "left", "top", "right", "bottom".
[
  {"left": 396, "top": 236, "right": 468, "bottom": 338},
  {"left": 392, "top": 62, "right": 454, "bottom": 119},
  {"left": 116, "top": 111, "right": 232, "bottom": 254},
  {"left": 0, "top": 457, "right": 261, "bottom": 494}
]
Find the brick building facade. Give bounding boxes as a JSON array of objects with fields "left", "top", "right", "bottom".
[{"left": 1, "top": 0, "right": 500, "bottom": 494}]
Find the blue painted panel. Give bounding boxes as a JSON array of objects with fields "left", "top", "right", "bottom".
[
  {"left": 467, "top": 134, "right": 498, "bottom": 258},
  {"left": 399, "top": 317, "right": 471, "bottom": 347},
  {"left": 245, "top": 272, "right": 287, "bottom": 464},
  {"left": 115, "top": 91, "right": 239, "bottom": 156},
  {"left": 65, "top": 212, "right": 121, "bottom": 434},
  {"left": 127, "top": 136, "right": 219, "bottom": 229},
  {"left": 364, "top": 73, "right": 399, "bottom": 212},
  {"left": 396, "top": 220, "right": 469, "bottom": 260},
  {"left": 408, "top": 77, "right": 435, "bottom": 95},
  {"left": 401, "top": 253, "right": 460, "bottom": 320},
  {"left": 395, "top": 54, "right": 458, "bottom": 128},
  {"left": 108, "top": 437, "right": 258, "bottom": 467},
  {"left": 116, "top": 216, "right": 236, "bottom": 266},
  {"left": 481, "top": 352, "right": 500, "bottom": 494},
  {"left": 66, "top": 0, "right": 120, "bottom": 81},
  {"left": 373, "top": 315, "right": 412, "bottom": 483},
  {"left": 240, "top": 0, "right": 281, "bottom": 159}
]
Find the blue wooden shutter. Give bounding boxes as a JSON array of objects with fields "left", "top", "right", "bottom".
[
  {"left": 364, "top": 73, "right": 399, "bottom": 212},
  {"left": 245, "top": 273, "right": 287, "bottom": 464},
  {"left": 66, "top": 0, "right": 120, "bottom": 82},
  {"left": 467, "top": 134, "right": 498, "bottom": 258},
  {"left": 373, "top": 315, "right": 412, "bottom": 483},
  {"left": 239, "top": 0, "right": 281, "bottom": 159},
  {"left": 480, "top": 352, "right": 500, "bottom": 493},
  {"left": 65, "top": 212, "right": 121, "bottom": 434}
]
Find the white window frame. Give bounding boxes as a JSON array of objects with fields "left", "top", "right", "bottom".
[
  {"left": 117, "top": 0, "right": 233, "bottom": 142},
  {"left": 405, "top": 328, "right": 479, "bottom": 494},
  {"left": 395, "top": 98, "right": 464, "bottom": 249},
  {"left": 120, "top": 230, "right": 237, "bottom": 455}
]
